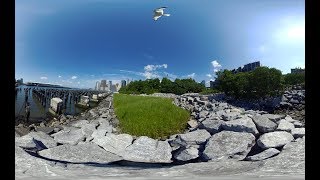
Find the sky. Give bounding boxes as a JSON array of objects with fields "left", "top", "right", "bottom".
[{"left": 15, "top": 0, "right": 305, "bottom": 88}]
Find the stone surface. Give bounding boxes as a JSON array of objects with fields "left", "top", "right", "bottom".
[
  {"left": 123, "top": 136, "right": 172, "bottom": 163},
  {"left": 257, "top": 131, "right": 294, "bottom": 149},
  {"left": 291, "top": 128, "right": 305, "bottom": 138},
  {"left": 27, "top": 131, "right": 58, "bottom": 149},
  {"left": 245, "top": 148, "right": 280, "bottom": 161},
  {"left": 69, "top": 120, "right": 89, "bottom": 128},
  {"left": 187, "top": 119, "right": 199, "bottom": 128},
  {"left": 202, "top": 131, "right": 256, "bottom": 161},
  {"left": 262, "top": 114, "right": 283, "bottom": 123},
  {"left": 177, "top": 129, "right": 211, "bottom": 146},
  {"left": 35, "top": 127, "right": 54, "bottom": 134},
  {"left": 199, "top": 119, "right": 225, "bottom": 134},
  {"left": 173, "top": 146, "right": 199, "bottom": 161},
  {"left": 92, "top": 133, "right": 133, "bottom": 156},
  {"left": 252, "top": 115, "right": 277, "bottom": 133},
  {"left": 53, "top": 129, "right": 85, "bottom": 145},
  {"left": 38, "top": 143, "right": 123, "bottom": 163},
  {"left": 276, "top": 119, "right": 295, "bottom": 132},
  {"left": 81, "top": 123, "right": 97, "bottom": 138},
  {"left": 15, "top": 136, "right": 40, "bottom": 150},
  {"left": 222, "top": 117, "right": 259, "bottom": 136}
]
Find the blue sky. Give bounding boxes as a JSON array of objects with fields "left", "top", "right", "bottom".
[{"left": 15, "top": 0, "right": 305, "bottom": 88}]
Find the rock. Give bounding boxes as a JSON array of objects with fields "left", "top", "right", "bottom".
[
  {"left": 261, "top": 114, "right": 283, "bottom": 123},
  {"left": 276, "top": 119, "right": 295, "bottom": 132},
  {"left": 176, "top": 129, "right": 211, "bottom": 146},
  {"left": 53, "top": 127, "right": 61, "bottom": 133},
  {"left": 26, "top": 131, "right": 58, "bottom": 149},
  {"left": 187, "top": 119, "right": 198, "bottom": 129},
  {"left": 251, "top": 115, "right": 277, "bottom": 133},
  {"left": 53, "top": 129, "right": 85, "bottom": 145},
  {"left": 221, "top": 111, "right": 241, "bottom": 121},
  {"left": 38, "top": 143, "right": 123, "bottom": 163},
  {"left": 199, "top": 119, "right": 225, "bottom": 135},
  {"left": 35, "top": 127, "right": 54, "bottom": 134},
  {"left": 222, "top": 117, "right": 259, "bottom": 136},
  {"left": 15, "top": 136, "right": 40, "bottom": 150},
  {"left": 123, "top": 136, "right": 172, "bottom": 163},
  {"left": 245, "top": 148, "right": 280, "bottom": 161},
  {"left": 69, "top": 120, "right": 89, "bottom": 128},
  {"left": 289, "top": 99, "right": 300, "bottom": 104},
  {"left": 81, "top": 123, "right": 97, "bottom": 137},
  {"left": 39, "top": 122, "right": 46, "bottom": 128},
  {"left": 92, "top": 133, "right": 133, "bottom": 156},
  {"left": 291, "top": 128, "right": 305, "bottom": 138},
  {"left": 15, "top": 131, "right": 21, "bottom": 137},
  {"left": 257, "top": 131, "right": 294, "bottom": 149},
  {"left": 173, "top": 146, "right": 199, "bottom": 161},
  {"left": 198, "top": 111, "right": 209, "bottom": 119},
  {"left": 91, "top": 129, "right": 108, "bottom": 139},
  {"left": 202, "top": 131, "right": 255, "bottom": 161},
  {"left": 293, "top": 121, "right": 303, "bottom": 128}
]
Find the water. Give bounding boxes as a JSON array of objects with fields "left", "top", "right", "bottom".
[{"left": 15, "top": 85, "right": 98, "bottom": 122}]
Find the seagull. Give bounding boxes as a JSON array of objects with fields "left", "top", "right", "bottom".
[{"left": 153, "top": 7, "right": 170, "bottom": 21}]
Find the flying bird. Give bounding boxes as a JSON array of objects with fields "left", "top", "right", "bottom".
[{"left": 153, "top": 7, "right": 170, "bottom": 21}]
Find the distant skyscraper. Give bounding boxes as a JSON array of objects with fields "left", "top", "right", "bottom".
[
  {"left": 101, "top": 80, "right": 107, "bottom": 91},
  {"left": 121, "top": 80, "right": 126, "bottom": 87},
  {"left": 109, "top": 80, "right": 112, "bottom": 88},
  {"left": 201, "top": 80, "right": 205, "bottom": 86},
  {"left": 95, "top": 81, "right": 100, "bottom": 91}
]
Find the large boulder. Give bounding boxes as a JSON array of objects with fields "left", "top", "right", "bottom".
[
  {"left": 35, "top": 127, "right": 55, "bottom": 134},
  {"left": 257, "top": 131, "right": 294, "bottom": 149},
  {"left": 251, "top": 115, "right": 277, "bottom": 133},
  {"left": 38, "top": 143, "right": 123, "bottom": 163},
  {"left": 25, "top": 131, "right": 58, "bottom": 149},
  {"left": 199, "top": 119, "right": 225, "bottom": 135},
  {"left": 173, "top": 146, "right": 199, "bottom": 161},
  {"left": 176, "top": 129, "right": 211, "bottom": 146},
  {"left": 15, "top": 136, "right": 41, "bottom": 150},
  {"left": 221, "top": 117, "right": 259, "bottom": 136},
  {"left": 276, "top": 119, "right": 295, "bottom": 132},
  {"left": 202, "top": 131, "right": 256, "bottom": 161},
  {"left": 245, "top": 148, "right": 280, "bottom": 161},
  {"left": 81, "top": 123, "right": 97, "bottom": 138},
  {"left": 291, "top": 128, "right": 305, "bottom": 138},
  {"left": 261, "top": 114, "right": 284, "bottom": 123},
  {"left": 92, "top": 133, "right": 133, "bottom": 156},
  {"left": 123, "top": 136, "right": 172, "bottom": 163},
  {"left": 52, "top": 129, "right": 85, "bottom": 145}
]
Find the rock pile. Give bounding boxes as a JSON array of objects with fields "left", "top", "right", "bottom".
[{"left": 15, "top": 93, "right": 305, "bottom": 177}]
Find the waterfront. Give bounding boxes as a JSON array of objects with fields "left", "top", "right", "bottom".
[{"left": 15, "top": 85, "right": 102, "bottom": 124}]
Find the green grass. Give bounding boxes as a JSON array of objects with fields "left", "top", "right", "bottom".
[{"left": 113, "top": 94, "right": 190, "bottom": 139}]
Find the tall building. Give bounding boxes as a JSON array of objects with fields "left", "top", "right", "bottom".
[
  {"left": 95, "top": 81, "right": 100, "bottom": 91},
  {"left": 109, "top": 80, "right": 112, "bottom": 88},
  {"left": 121, "top": 80, "right": 126, "bottom": 87},
  {"left": 100, "top": 80, "right": 107, "bottom": 91},
  {"left": 201, "top": 80, "right": 205, "bottom": 86},
  {"left": 231, "top": 61, "right": 261, "bottom": 74}
]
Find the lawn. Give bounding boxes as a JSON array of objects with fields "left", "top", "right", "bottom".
[{"left": 113, "top": 94, "right": 190, "bottom": 139}]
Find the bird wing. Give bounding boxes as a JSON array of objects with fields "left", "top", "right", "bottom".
[{"left": 153, "top": 15, "right": 161, "bottom": 21}]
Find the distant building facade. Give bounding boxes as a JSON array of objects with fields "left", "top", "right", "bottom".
[
  {"left": 16, "top": 78, "right": 23, "bottom": 85},
  {"left": 210, "top": 80, "right": 218, "bottom": 89},
  {"left": 231, "top": 61, "right": 261, "bottom": 74},
  {"left": 95, "top": 81, "right": 100, "bottom": 91},
  {"left": 100, "top": 80, "right": 107, "bottom": 91},
  {"left": 201, "top": 80, "right": 205, "bottom": 86},
  {"left": 291, "top": 67, "right": 305, "bottom": 74},
  {"left": 121, "top": 80, "right": 126, "bottom": 87}
]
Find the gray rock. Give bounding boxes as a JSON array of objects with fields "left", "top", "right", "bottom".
[
  {"left": 262, "top": 114, "right": 284, "bottom": 123},
  {"left": 198, "top": 111, "right": 209, "bottom": 118},
  {"left": 199, "top": 119, "right": 225, "bottom": 134},
  {"left": 27, "top": 131, "right": 58, "bottom": 149},
  {"left": 291, "top": 128, "right": 305, "bottom": 138},
  {"left": 53, "top": 129, "right": 85, "bottom": 145},
  {"left": 92, "top": 133, "right": 133, "bottom": 156},
  {"left": 38, "top": 143, "right": 123, "bottom": 163},
  {"left": 257, "top": 131, "right": 294, "bottom": 149},
  {"left": 289, "top": 99, "right": 300, "bottom": 104},
  {"left": 276, "top": 119, "right": 295, "bottom": 132},
  {"left": 15, "top": 136, "right": 39, "bottom": 150},
  {"left": 81, "top": 123, "right": 97, "bottom": 138},
  {"left": 252, "top": 114, "right": 277, "bottom": 133},
  {"left": 173, "top": 146, "right": 199, "bottom": 161},
  {"left": 123, "top": 136, "right": 172, "bottom": 163},
  {"left": 202, "top": 131, "right": 255, "bottom": 161},
  {"left": 293, "top": 121, "right": 303, "bottom": 128},
  {"left": 222, "top": 117, "right": 259, "bottom": 136},
  {"left": 177, "top": 129, "right": 211, "bottom": 146},
  {"left": 187, "top": 119, "right": 199, "bottom": 129},
  {"left": 35, "top": 127, "right": 54, "bottom": 134},
  {"left": 69, "top": 120, "right": 89, "bottom": 128},
  {"left": 221, "top": 111, "right": 241, "bottom": 121},
  {"left": 245, "top": 148, "right": 280, "bottom": 161}
]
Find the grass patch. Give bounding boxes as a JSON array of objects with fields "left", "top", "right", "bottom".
[{"left": 113, "top": 94, "right": 190, "bottom": 139}]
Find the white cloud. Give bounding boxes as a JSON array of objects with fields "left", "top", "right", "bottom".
[
  {"left": 211, "top": 60, "right": 222, "bottom": 68},
  {"left": 187, "top": 73, "right": 196, "bottom": 78},
  {"left": 143, "top": 71, "right": 160, "bottom": 79},
  {"left": 163, "top": 71, "right": 178, "bottom": 80},
  {"left": 206, "top": 74, "right": 212, "bottom": 78},
  {"left": 77, "top": 81, "right": 80, "bottom": 84},
  {"left": 58, "top": 75, "right": 62, "bottom": 78},
  {"left": 144, "top": 64, "right": 168, "bottom": 71},
  {"left": 71, "top": 76, "right": 77, "bottom": 79},
  {"left": 214, "top": 69, "right": 220, "bottom": 73},
  {"left": 40, "top": 77, "right": 47, "bottom": 80}
]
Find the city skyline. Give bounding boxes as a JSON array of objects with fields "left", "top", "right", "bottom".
[{"left": 16, "top": 0, "right": 305, "bottom": 88}]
